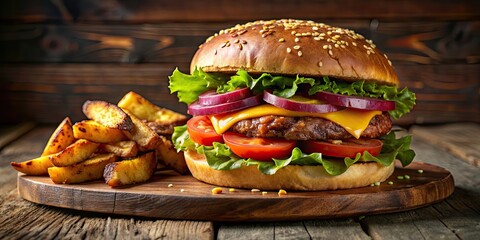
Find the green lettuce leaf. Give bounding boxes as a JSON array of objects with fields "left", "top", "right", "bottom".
[
  {"left": 168, "top": 68, "right": 226, "bottom": 104},
  {"left": 168, "top": 68, "right": 415, "bottom": 119},
  {"left": 172, "top": 126, "right": 415, "bottom": 176}
]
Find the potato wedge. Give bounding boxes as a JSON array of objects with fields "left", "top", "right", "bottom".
[
  {"left": 156, "top": 136, "right": 188, "bottom": 174},
  {"left": 82, "top": 100, "right": 133, "bottom": 131},
  {"left": 11, "top": 154, "right": 54, "bottom": 175},
  {"left": 104, "top": 151, "right": 156, "bottom": 187},
  {"left": 48, "top": 153, "right": 117, "bottom": 184},
  {"left": 41, "top": 117, "right": 75, "bottom": 156},
  {"left": 98, "top": 141, "right": 138, "bottom": 158},
  {"left": 50, "top": 139, "right": 99, "bottom": 167},
  {"left": 118, "top": 91, "right": 187, "bottom": 125},
  {"left": 73, "top": 120, "right": 127, "bottom": 143},
  {"left": 122, "top": 110, "right": 161, "bottom": 150}
]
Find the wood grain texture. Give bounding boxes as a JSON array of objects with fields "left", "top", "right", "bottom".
[
  {"left": 411, "top": 123, "right": 480, "bottom": 167},
  {"left": 1, "top": 0, "right": 479, "bottom": 23},
  {"left": 0, "top": 122, "right": 35, "bottom": 149},
  {"left": 0, "top": 190, "right": 214, "bottom": 239},
  {"left": 16, "top": 161, "right": 454, "bottom": 222},
  {"left": 1, "top": 21, "right": 478, "bottom": 64}
]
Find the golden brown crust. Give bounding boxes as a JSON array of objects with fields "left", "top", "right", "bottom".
[
  {"left": 191, "top": 19, "right": 398, "bottom": 86},
  {"left": 185, "top": 150, "right": 395, "bottom": 191}
]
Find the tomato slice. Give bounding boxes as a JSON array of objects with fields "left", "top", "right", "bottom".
[
  {"left": 300, "top": 138, "right": 383, "bottom": 158},
  {"left": 223, "top": 132, "right": 296, "bottom": 161},
  {"left": 187, "top": 116, "right": 223, "bottom": 146}
]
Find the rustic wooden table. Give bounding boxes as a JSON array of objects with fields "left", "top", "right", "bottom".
[{"left": 0, "top": 123, "right": 479, "bottom": 239}]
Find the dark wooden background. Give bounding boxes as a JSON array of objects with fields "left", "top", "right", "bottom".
[{"left": 0, "top": 0, "right": 479, "bottom": 125}]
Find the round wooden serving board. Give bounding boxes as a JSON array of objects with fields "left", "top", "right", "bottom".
[{"left": 17, "top": 161, "right": 454, "bottom": 221}]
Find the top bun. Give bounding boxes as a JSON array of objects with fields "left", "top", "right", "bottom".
[{"left": 191, "top": 19, "right": 398, "bottom": 86}]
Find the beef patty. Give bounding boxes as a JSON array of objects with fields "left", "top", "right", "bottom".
[{"left": 230, "top": 113, "right": 392, "bottom": 141}]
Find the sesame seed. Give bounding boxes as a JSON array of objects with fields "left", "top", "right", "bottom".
[
  {"left": 388, "top": 181, "right": 394, "bottom": 185},
  {"left": 374, "top": 181, "right": 381, "bottom": 186},
  {"left": 180, "top": 189, "right": 185, "bottom": 192},
  {"left": 295, "top": 37, "right": 300, "bottom": 42},
  {"left": 318, "top": 61, "right": 323, "bottom": 67},
  {"left": 229, "top": 188, "right": 236, "bottom": 192},
  {"left": 312, "top": 26, "right": 319, "bottom": 31},
  {"left": 397, "top": 176, "right": 404, "bottom": 180},
  {"left": 251, "top": 189, "right": 261, "bottom": 193},
  {"left": 287, "top": 47, "right": 292, "bottom": 53},
  {"left": 214, "top": 49, "right": 217, "bottom": 55},
  {"left": 314, "top": 37, "right": 321, "bottom": 41},
  {"left": 297, "top": 50, "right": 303, "bottom": 56},
  {"left": 211, "top": 187, "right": 222, "bottom": 194},
  {"left": 335, "top": 44, "right": 339, "bottom": 48},
  {"left": 327, "top": 31, "right": 332, "bottom": 35},
  {"left": 167, "top": 183, "right": 174, "bottom": 188},
  {"left": 237, "top": 43, "right": 243, "bottom": 50},
  {"left": 278, "top": 189, "right": 287, "bottom": 196},
  {"left": 234, "top": 39, "right": 240, "bottom": 43},
  {"left": 328, "top": 50, "right": 333, "bottom": 56},
  {"left": 226, "top": 42, "right": 231, "bottom": 47},
  {"left": 323, "top": 45, "right": 328, "bottom": 49},
  {"left": 291, "top": 30, "right": 297, "bottom": 35},
  {"left": 405, "top": 175, "right": 411, "bottom": 180},
  {"left": 262, "top": 191, "right": 268, "bottom": 196},
  {"left": 388, "top": 60, "right": 392, "bottom": 66},
  {"left": 278, "top": 38, "right": 285, "bottom": 42},
  {"left": 328, "top": 45, "right": 332, "bottom": 49},
  {"left": 341, "top": 45, "right": 346, "bottom": 48},
  {"left": 352, "top": 42, "right": 357, "bottom": 46},
  {"left": 293, "top": 45, "right": 300, "bottom": 50},
  {"left": 417, "top": 169, "right": 424, "bottom": 174}
]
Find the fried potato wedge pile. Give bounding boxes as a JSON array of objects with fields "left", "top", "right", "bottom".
[{"left": 11, "top": 91, "right": 187, "bottom": 187}]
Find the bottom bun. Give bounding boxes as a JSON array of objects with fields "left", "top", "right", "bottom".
[{"left": 185, "top": 150, "right": 395, "bottom": 191}]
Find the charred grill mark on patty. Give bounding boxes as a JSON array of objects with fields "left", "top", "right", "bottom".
[{"left": 230, "top": 113, "right": 392, "bottom": 141}]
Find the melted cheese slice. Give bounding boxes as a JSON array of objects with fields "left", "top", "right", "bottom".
[{"left": 209, "top": 104, "right": 381, "bottom": 139}]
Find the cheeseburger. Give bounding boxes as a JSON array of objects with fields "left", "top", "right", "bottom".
[{"left": 169, "top": 19, "right": 416, "bottom": 191}]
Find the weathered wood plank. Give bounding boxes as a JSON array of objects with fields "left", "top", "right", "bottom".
[
  {"left": 0, "top": 189, "right": 214, "bottom": 240},
  {"left": 1, "top": 0, "right": 479, "bottom": 23},
  {"left": 1, "top": 21, "right": 478, "bottom": 64},
  {"left": 411, "top": 123, "right": 480, "bottom": 167},
  {"left": 303, "top": 219, "right": 369, "bottom": 240},
  {"left": 217, "top": 223, "right": 274, "bottom": 240},
  {"left": 410, "top": 138, "right": 480, "bottom": 194},
  {"left": 1, "top": 63, "right": 478, "bottom": 125},
  {"left": 0, "top": 122, "right": 35, "bottom": 149}
]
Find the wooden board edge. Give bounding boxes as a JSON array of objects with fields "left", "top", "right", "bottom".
[{"left": 16, "top": 162, "right": 455, "bottom": 221}]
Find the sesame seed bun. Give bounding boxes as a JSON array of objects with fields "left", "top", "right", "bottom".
[
  {"left": 191, "top": 19, "right": 398, "bottom": 86},
  {"left": 184, "top": 150, "right": 395, "bottom": 191}
]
